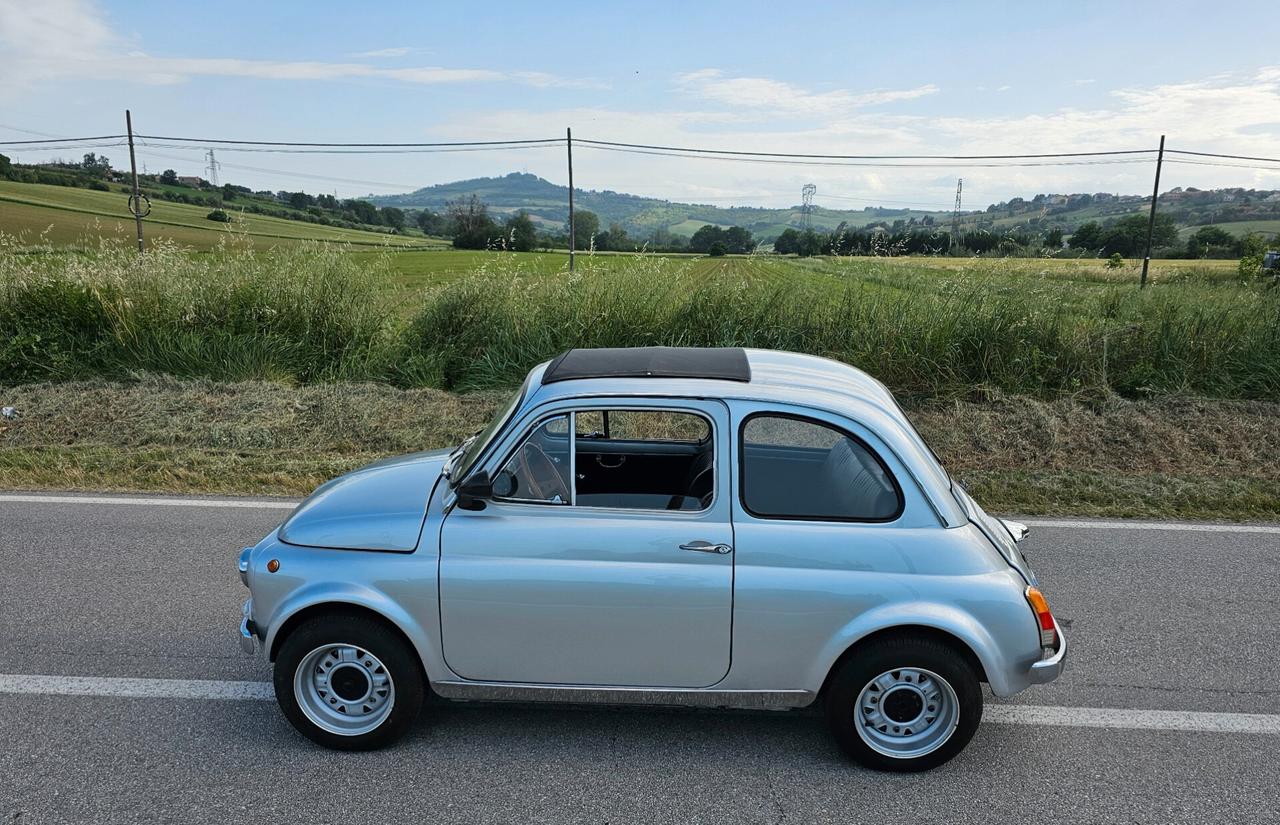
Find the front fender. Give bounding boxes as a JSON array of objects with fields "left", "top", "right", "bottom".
[
  {"left": 263, "top": 581, "right": 439, "bottom": 677},
  {"left": 808, "top": 600, "right": 1018, "bottom": 696}
]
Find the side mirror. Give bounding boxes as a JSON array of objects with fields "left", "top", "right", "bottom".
[{"left": 456, "top": 470, "right": 492, "bottom": 511}]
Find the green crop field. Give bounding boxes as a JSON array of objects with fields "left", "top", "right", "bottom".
[
  {"left": 1177, "top": 219, "right": 1280, "bottom": 238},
  {"left": 0, "top": 181, "right": 448, "bottom": 250},
  {"left": 350, "top": 246, "right": 1235, "bottom": 294}
]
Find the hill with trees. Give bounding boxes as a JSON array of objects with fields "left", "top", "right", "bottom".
[{"left": 371, "top": 172, "right": 1280, "bottom": 253}]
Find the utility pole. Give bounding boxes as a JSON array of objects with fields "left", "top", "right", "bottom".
[
  {"left": 1139, "top": 135, "right": 1165, "bottom": 289},
  {"left": 951, "top": 178, "right": 964, "bottom": 254},
  {"left": 801, "top": 184, "right": 816, "bottom": 229},
  {"left": 566, "top": 127, "right": 575, "bottom": 273},
  {"left": 125, "top": 109, "right": 144, "bottom": 253}
]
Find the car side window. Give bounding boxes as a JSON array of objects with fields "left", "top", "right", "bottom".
[
  {"left": 493, "top": 415, "right": 572, "bottom": 504},
  {"left": 740, "top": 414, "right": 901, "bottom": 521},
  {"left": 574, "top": 409, "right": 714, "bottom": 511}
]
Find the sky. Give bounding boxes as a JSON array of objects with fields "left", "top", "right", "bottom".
[{"left": 2, "top": 0, "right": 1279, "bottom": 211}]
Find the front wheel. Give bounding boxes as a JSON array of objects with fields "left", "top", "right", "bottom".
[
  {"left": 824, "top": 635, "right": 981, "bottom": 772},
  {"left": 274, "top": 614, "right": 425, "bottom": 750}
]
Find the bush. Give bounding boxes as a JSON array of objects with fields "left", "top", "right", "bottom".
[
  {"left": 708, "top": 242, "right": 727, "bottom": 257},
  {"left": 207, "top": 209, "right": 231, "bottom": 223},
  {"left": 1107, "top": 253, "right": 1124, "bottom": 269}
]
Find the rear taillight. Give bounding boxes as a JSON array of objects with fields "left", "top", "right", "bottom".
[{"left": 1025, "top": 586, "right": 1057, "bottom": 649}]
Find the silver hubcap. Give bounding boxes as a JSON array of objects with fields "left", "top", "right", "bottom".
[
  {"left": 854, "top": 667, "right": 959, "bottom": 759},
  {"left": 294, "top": 644, "right": 395, "bottom": 736}
]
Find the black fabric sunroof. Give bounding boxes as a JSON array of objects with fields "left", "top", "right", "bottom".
[{"left": 541, "top": 347, "right": 752, "bottom": 384}]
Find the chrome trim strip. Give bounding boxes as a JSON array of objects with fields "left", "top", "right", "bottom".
[{"left": 430, "top": 680, "right": 815, "bottom": 710}]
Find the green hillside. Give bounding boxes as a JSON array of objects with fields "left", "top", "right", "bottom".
[
  {"left": 0, "top": 181, "right": 446, "bottom": 250},
  {"left": 371, "top": 172, "right": 1280, "bottom": 242}
]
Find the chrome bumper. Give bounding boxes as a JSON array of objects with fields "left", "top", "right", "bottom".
[
  {"left": 239, "top": 599, "right": 258, "bottom": 655},
  {"left": 1028, "top": 617, "right": 1067, "bottom": 684}
]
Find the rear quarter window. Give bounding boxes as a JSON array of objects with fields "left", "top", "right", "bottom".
[{"left": 739, "top": 413, "right": 902, "bottom": 522}]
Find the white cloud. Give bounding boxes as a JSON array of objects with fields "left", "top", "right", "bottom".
[
  {"left": 674, "top": 69, "right": 938, "bottom": 115},
  {"left": 0, "top": 0, "right": 598, "bottom": 94},
  {"left": 347, "top": 47, "right": 412, "bottom": 59},
  {"left": 423, "top": 67, "right": 1280, "bottom": 209}
]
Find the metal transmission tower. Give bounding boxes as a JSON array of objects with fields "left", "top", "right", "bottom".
[
  {"left": 800, "top": 184, "right": 817, "bottom": 228},
  {"left": 950, "top": 178, "right": 963, "bottom": 253},
  {"left": 204, "top": 149, "right": 221, "bottom": 187}
]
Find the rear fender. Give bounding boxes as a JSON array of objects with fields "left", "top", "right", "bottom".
[{"left": 810, "top": 600, "right": 1016, "bottom": 696}]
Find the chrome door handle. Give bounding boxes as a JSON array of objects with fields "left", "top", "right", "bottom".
[{"left": 680, "top": 541, "right": 732, "bottom": 555}]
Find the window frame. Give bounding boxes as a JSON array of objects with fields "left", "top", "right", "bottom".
[
  {"left": 491, "top": 412, "right": 574, "bottom": 506},
  {"left": 737, "top": 410, "right": 905, "bottom": 524},
  {"left": 489, "top": 403, "right": 719, "bottom": 514}
]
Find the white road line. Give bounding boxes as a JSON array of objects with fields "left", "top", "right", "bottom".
[
  {"left": 0, "top": 494, "right": 297, "bottom": 510},
  {"left": 1, "top": 493, "right": 1278, "bottom": 533},
  {"left": 1, "top": 673, "right": 1279, "bottom": 735},
  {"left": 0, "top": 674, "right": 274, "bottom": 701},
  {"left": 1020, "top": 518, "right": 1280, "bottom": 534},
  {"left": 984, "top": 704, "right": 1280, "bottom": 735}
]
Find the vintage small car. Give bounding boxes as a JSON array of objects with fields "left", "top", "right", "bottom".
[{"left": 237, "top": 347, "right": 1065, "bottom": 771}]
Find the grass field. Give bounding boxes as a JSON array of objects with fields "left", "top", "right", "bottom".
[
  {"left": 1177, "top": 219, "right": 1280, "bottom": 238},
  {"left": 2, "top": 377, "right": 1276, "bottom": 520},
  {"left": 2, "top": 237, "right": 1276, "bottom": 518},
  {"left": 3, "top": 239, "right": 1274, "bottom": 398},
  {"left": 351, "top": 246, "right": 1237, "bottom": 292},
  {"left": 0, "top": 181, "right": 447, "bottom": 250}
]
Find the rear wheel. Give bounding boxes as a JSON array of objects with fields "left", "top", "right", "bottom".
[
  {"left": 274, "top": 614, "right": 424, "bottom": 750},
  {"left": 824, "top": 634, "right": 981, "bottom": 772}
]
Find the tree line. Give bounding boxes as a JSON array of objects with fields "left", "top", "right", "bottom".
[{"left": 438, "top": 195, "right": 757, "bottom": 254}]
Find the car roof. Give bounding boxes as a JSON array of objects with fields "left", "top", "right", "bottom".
[
  {"left": 520, "top": 348, "right": 963, "bottom": 526},
  {"left": 543, "top": 347, "right": 752, "bottom": 384},
  {"left": 529, "top": 348, "right": 897, "bottom": 415}
]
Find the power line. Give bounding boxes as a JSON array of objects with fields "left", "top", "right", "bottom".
[
  {"left": 1165, "top": 149, "right": 1280, "bottom": 164},
  {"left": 577, "top": 142, "right": 1159, "bottom": 169},
  {"left": 132, "top": 145, "right": 424, "bottom": 190},
  {"left": 1164, "top": 158, "right": 1280, "bottom": 172},
  {"left": 575, "top": 138, "right": 1156, "bottom": 161},
  {"left": 134, "top": 134, "right": 564, "bottom": 148},
  {"left": 0, "top": 134, "right": 127, "bottom": 145},
  {"left": 134, "top": 139, "right": 563, "bottom": 156}
]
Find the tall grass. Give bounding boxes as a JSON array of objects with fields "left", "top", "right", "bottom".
[
  {"left": 0, "top": 238, "right": 394, "bottom": 383},
  {"left": 3, "top": 239, "right": 1278, "bottom": 399},
  {"left": 401, "top": 257, "right": 1280, "bottom": 398}
]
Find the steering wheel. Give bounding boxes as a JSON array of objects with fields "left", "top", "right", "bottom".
[{"left": 520, "top": 442, "right": 571, "bottom": 503}]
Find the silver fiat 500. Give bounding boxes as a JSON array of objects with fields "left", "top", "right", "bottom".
[{"left": 237, "top": 347, "right": 1065, "bottom": 771}]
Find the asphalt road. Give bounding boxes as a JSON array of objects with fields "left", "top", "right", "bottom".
[{"left": 2, "top": 494, "right": 1278, "bottom": 824}]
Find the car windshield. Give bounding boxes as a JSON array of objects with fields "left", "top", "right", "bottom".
[{"left": 450, "top": 378, "right": 527, "bottom": 484}]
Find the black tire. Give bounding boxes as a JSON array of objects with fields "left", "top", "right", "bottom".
[
  {"left": 824, "top": 634, "right": 982, "bottom": 772},
  {"left": 273, "top": 613, "right": 425, "bottom": 750}
]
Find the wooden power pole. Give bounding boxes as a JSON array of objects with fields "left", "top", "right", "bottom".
[
  {"left": 1139, "top": 135, "right": 1165, "bottom": 289},
  {"left": 126, "top": 110, "right": 145, "bottom": 253},
  {"left": 566, "top": 127, "right": 575, "bottom": 273}
]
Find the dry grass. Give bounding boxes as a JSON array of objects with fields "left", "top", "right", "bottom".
[{"left": 1, "top": 377, "right": 1276, "bottom": 519}]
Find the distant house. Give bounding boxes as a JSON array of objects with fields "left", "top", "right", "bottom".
[{"left": 177, "top": 176, "right": 204, "bottom": 187}]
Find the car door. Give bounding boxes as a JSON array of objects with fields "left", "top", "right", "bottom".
[{"left": 438, "top": 397, "right": 734, "bottom": 688}]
